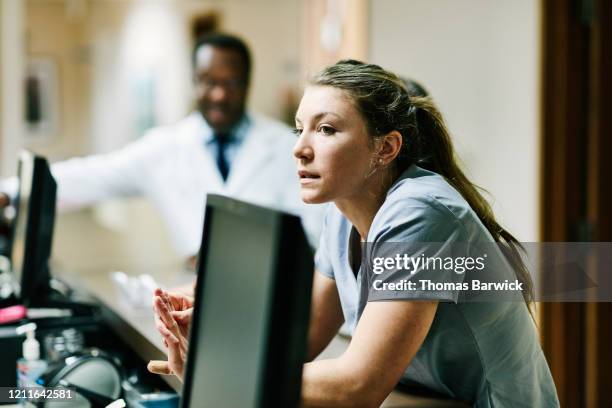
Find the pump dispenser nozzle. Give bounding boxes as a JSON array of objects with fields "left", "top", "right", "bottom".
[{"left": 16, "top": 322, "right": 40, "bottom": 361}]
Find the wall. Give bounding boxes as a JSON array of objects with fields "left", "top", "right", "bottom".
[
  {"left": 370, "top": 0, "right": 541, "bottom": 241},
  {"left": 0, "top": 1, "right": 3, "bottom": 170},
  {"left": 85, "top": 0, "right": 190, "bottom": 153},
  {"left": 24, "top": 0, "right": 91, "bottom": 160},
  {"left": 0, "top": 0, "right": 25, "bottom": 177},
  {"left": 0, "top": 0, "right": 3, "bottom": 172},
  {"left": 301, "top": 0, "right": 369, "bottom": 76}
]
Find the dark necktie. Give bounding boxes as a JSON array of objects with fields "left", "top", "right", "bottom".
[{"left": 214, "top": 132, "right": 230, "bottom": 181}]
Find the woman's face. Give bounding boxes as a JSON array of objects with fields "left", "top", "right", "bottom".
[{"left": 293, "top": 86, "right": 376, "bottom": 204}]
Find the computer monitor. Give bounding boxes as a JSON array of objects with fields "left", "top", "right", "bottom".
[
  {"left": 180, "top": 194, "right": 314, "bottom": 408},
  {"left": 10, "top": 151, "right": 57, "bottom": 306}
]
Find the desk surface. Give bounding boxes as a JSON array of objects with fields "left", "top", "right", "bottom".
[{"left": 61, "top": 266, "right": 194, "bottom": 393}]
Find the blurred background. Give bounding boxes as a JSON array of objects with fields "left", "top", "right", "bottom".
[
  {"left": 0, "top": 0, "right": 609, "bottom": 406},
  {"left": 0, "top": 0, "right": 540, "bottom": 247}
]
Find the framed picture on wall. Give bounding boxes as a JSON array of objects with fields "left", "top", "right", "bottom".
[{"left": 24, "top": 57, "right": 60, "bottom": 142}]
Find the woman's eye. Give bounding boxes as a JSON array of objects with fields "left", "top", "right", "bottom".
[
  {"left": 292, "top": 128, "right": 303, "bottom": 136},
  {"left": 318, "top": 125, "right": 336, "bottom": 135}
]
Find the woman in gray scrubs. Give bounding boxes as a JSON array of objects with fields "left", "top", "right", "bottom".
[
  {"left": 294, "top": 60, "right": 558, "bottom": 407},
  {"left": 151, "top": 60, "right": 559, "bottom": 407}
]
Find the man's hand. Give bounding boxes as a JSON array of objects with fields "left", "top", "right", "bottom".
[
  {"left": 0, "top": 193, "right": 12, "bottom": 242},
  {"left": 185, "top": 255, "right": 198, "bottom": 271},
  {"left": 0, "top": 193, "right": 9, "bottom": 208}
]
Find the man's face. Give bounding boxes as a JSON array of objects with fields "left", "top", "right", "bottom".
[{"left": 194, "top": 45, "right": 248, "bottom": 133}]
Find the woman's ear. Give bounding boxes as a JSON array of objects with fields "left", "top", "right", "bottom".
[{"left": 375, "top": 130, "right": 402, "bottom": 166}]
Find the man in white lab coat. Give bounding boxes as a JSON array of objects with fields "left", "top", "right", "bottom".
[{"left": 0, "top": 33, "right": 323, "bottom": 258}]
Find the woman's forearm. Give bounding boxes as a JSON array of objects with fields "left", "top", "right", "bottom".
[
  {"left": 301, "top": 357, "right": 380, "bottom": 408},
  {"left": 301, "top": 301, "right": 438, "bottom": 407}
]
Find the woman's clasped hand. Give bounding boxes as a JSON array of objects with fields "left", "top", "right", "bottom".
[{"left": 147, "top": 288, "right": 194, "bottom": 381}]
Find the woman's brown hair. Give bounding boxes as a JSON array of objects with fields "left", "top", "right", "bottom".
[{"left": 311, "top": 59, "right": 534, "bottom": 308}]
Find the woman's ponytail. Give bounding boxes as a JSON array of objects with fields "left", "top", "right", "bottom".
[{"left": 406, "top": 97, "right": 535, "bottom": 310}]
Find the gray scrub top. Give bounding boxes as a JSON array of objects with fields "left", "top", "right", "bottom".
[{"left": 315, "top": 165, "right": 559, "bottom": 407}]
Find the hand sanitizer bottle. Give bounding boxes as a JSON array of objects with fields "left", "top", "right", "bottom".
[{"left": 16, "top": 323, "right": 48, "bottom": 390}]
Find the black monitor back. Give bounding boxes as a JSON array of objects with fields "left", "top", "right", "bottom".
[
  {"left": 180, "top": 194, "right": 313, "bottom": 408},
  {"left": 10, "top": 152, "right": 56, "bottom": 306}
]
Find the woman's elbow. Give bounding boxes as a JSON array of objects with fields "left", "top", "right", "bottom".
[{"left": 335, "top": 371, "right": 390, "bottom": 408}]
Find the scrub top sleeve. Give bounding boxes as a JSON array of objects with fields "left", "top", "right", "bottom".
[
  {"left": 366, "top": 196, "right": 469, "bottom": 303},
  {"left": 314, "top": 209, "right": 334, "bottom": 280}
]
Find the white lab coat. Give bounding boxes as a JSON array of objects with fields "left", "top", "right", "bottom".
[{"left": 2, "top": 112, "right": 325, "bottom": 257}]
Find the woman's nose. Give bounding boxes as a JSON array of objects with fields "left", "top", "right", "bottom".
[{"left": 293, "top": 134, "right": 314, "bottom": 161}]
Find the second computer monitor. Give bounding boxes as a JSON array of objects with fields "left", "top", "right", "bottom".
[
  {"left": 180, "top": 194, "right": 314, "bottom": 408},
  {"left": 10, "top": 151, "right": 57, "bottom": 305}
]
